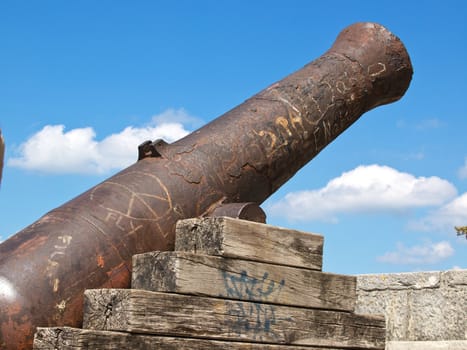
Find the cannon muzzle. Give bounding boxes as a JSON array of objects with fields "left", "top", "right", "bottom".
[{"left": 0, "top": 22, "right": 412, "bottom": 349}]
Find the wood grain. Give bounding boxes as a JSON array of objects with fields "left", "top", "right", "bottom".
[
  {"left": 132, "top": 251, "right": 356, "bottom": 311},
  {"left": 83, "top": 289, "right": 385, "bottom": 349},
  {"left": 33, "top": 327, "right": 352, "bottom": 350},
  {"left": 175, "top": 217, "right": 323, "bottom": 270}
]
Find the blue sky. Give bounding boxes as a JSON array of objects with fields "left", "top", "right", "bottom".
[{"left": 1, "top": 1, "right": 466, "bottom": 274}]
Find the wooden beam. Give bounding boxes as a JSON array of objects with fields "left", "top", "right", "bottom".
[
  {"left": 175, "top": 217, "right": 323, "bottom": 270},
  {"left": 33, "top": 327, "right": 352, "bottom": 350},
  {"left": 83, "top": 289, "right": 385, "bottom": 349},
  {"left": 132, "top": 251, "right": 356, "bottom": 311}
]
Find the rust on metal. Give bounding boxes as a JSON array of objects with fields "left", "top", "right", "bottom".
[
  {"left": 207, "top": 202, "right": 267, "bottom": 223},
  {"left": 0, "top": 22, "right": 412, "bottom": 349},
  {"left": 137, "top": 139, "right": 169, "bottom": 160}
]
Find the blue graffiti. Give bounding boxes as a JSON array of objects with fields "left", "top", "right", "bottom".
[
  {"left": 225, "top": 300, "right": 278, "bottom": 340},
  {"left": 221, "top": 270, "right": 285, "bottom": 302},
  {"left": 221, "top": 270, "right": 285, "bottom": 339}
]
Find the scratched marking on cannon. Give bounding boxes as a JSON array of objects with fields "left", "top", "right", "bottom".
[
  {"left": 46, "top": 235, "right": 73, "bottom": 294},
  {"left": 221, "top": 270, "right": 285, "bottom": 340},
  {"left": 248, "top": 67, "right": 363, "bottom": 164},
  {"left": 368, "top": 62, "right": 386, "bottom": 76},
  {"left": 41, "top": 234, "right": 74, "bottom": 317},
  {"left": 90, "top": 171, "right": 174, "bottom": 238}
]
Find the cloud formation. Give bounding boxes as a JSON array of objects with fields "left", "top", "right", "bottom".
[
  {"left": 8, "top": 109, "right": 193, "bottom": 175},
  {"left": 377, "top": 240, "right": 454, "bottom": 265},
  {"left": 457, "top": 158, "right": 467, "bottom": 179},
  {"left": 150, "top": 108, "right": 203, "bottom": 127},
  {"left": 267, "top": 165, "right": 457, "bottom": 223},
  {"left": 409, "top": 192, "right": 467, "bottom": 233},
  {"left": 396, "top": 118, "right": 443, "bottom": 130}
]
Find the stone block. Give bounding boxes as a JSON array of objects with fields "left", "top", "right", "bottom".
[{"left": 356, "top": 270, "right": 467, "bottom": 341}]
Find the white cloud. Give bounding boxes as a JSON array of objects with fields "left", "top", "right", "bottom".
[
  {"left": 415, "top": 118, "right": 443, "bottom": 130},
  {"left": 457, "top": 157, "right": 467, "bottom": 179},
  {"left": 8, "top": 109, "right": 193, "bottom": 175},
  {"left": 403, "top": 152, "right": 425, "bottom": 161},
  {"left": 151, "top": 108, "right": 203, "bottom": 127},
  {"left": 396, "top": 118, "right": 443, "bottom": 130},
  {"left": 377, "top": 240, "right": 454, "bottom": 265},
  {"left": 409, "top": 192, "right": 467, "bottom": 233},
  {"left": 267, "top": 164, "right": 457, "bottom": 223}
]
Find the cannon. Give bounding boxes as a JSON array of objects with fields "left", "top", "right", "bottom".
[{"left": 0, "top": 22, "right": 412, "bottom": 349}]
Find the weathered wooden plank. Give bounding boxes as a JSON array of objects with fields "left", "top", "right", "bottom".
[
  {"left": 33, "top": 327, "right": 352, "bottom": 350},
  {"left": 175, "top": 217, "right": 323, "bottom": 270},
  {"left": 132, "top": 251, "right": 356, "bottom": 311},
  {"left": 83, "top": 289, "right": 385, "bottom": 349}
]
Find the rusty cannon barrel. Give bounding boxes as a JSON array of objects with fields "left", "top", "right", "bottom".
[{"left": 0, "top": 22, "right": 412, "bottom": 349}]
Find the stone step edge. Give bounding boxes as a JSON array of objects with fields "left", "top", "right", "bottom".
[{"left": 386, "top": 340, "right": 467, "bottom": 350}]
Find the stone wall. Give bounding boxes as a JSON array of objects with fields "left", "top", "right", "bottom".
[{"left": 356, "top": 269, "right": 466, "bottom": 349}]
